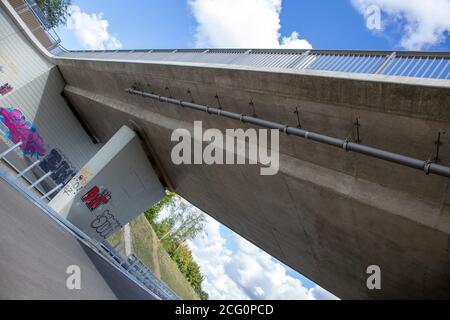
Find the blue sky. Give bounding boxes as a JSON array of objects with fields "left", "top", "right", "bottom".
[
  {"left": 55, "top": 0, "right": 450, "bottom": 300},
  {"left": 160, "top": 196, "right": 336, "bottom": 300},
  {"left": 57, "top": 0, "right": 450, "bottom": 51}
]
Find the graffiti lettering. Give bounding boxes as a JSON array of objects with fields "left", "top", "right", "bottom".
[
  {"left": 51, "top": 161, "right": 73, "bottom": 185},
  {"left": 90, "top": 210, "right": 121, "bottom": 239},
  {"left": 62, "top": 168, "right": 93, "bottom": 197},
  {"left": 0, "top": 108, "right": 45, "bottom": 158},
  {"left": 0, "top": 83, "right": 13, "bottom": 96},
  {"left": 39, "top": 148, "right": 76, "bottom": 185},
  {"left": 63, "top": 180, "right": 82, "bottom": 197},
  {"left": 81, "top": 185, "right": 111, "bottom": 211}
]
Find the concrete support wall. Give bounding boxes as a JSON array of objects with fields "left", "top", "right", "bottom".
[
  {"left": 53, "top": 57, "right": 450, "bottom": 299},
  {"left": 2, "top": 0, "right": 450, "bottom": 299}
]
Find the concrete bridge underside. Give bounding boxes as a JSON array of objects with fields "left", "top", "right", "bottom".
[
  {"left": 4, "top": 0, "right": 450, "bottom": 299},
  {"left": 53, "top": 57, "right": 450, "bottom": 299}
]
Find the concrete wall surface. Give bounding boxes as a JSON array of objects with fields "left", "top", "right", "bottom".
[
  {"left": 0, "top": 170, "right": 156, "bottom": 299},
  {"left": 53, "top": 57, "right": 450, "bottom": 299},
  {"left": 0, "top": 4, "right": 101, "bottom": 187},
  {"left": 2, "top": 0, "right": 450, "bottom": 299}
]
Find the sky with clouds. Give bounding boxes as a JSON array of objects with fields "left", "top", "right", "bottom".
[
  {"left": 188, "top": 216, "right": 337, "bottom": 300},
  {"left": 56, "top": 0, "right": 450, "bottom": 51},
  {"left": 54, "top": 0, "right": 450, "bottom": 300},
  {"left": 158, "top": 196, "right": 338, "bottom": 300},
  {"left": 65, "top": 5, "right": 122, "bottom": 50}
]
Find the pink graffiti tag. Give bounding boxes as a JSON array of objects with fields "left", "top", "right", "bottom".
[{"left": 0, "top": 108, "right": 45, "bottom": 158}]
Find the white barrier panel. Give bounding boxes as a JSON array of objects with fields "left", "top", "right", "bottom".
[{"left": 49, "top": 126, "right": 165, "bottom": 240}]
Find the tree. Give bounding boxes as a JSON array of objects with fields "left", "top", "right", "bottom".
[
  {"left": 35, "top": 0, "right": 72, "bottom": 29},
  {"left": 143, "top": 192, "right": 209, "bottom": 300},
  {"left": 157, "top": 197, "right": 206, "bottom": 245},
  {"left": 144, "top": 190, "right": 176, "bottom": 225},
  {"left": 171, "top": 243, "right": 209, "bottom": 300},
  {"left": 199, "top": 290, "right": 209, "bottom": 300}
]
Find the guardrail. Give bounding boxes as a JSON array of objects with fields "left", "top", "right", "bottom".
[
  {"left": 0, "top": 128, "right": 180, "bottom": 300},
  {"left": 61, "top": 49, "right": 450, "bottom": 80},
  {"left": 0, "top": 165, "right": 164, "bottom": 299},
  {"left": 101, "top": 242, "right": 181, "bottom": 300},
  {"left": 11, "top": 0, "right": 63, "bottom": 53},
  {"left": 8, "top": 0, "right": 449, "bottom": 79},
  {"left": 291, "top": 51, "right": 450, "bottom": 79},
  {"left": 10, "top": 1, "right": 448, "bottom": 80},
  {"left": 0, "top": 126, "right": 63, "bottom": 201}
]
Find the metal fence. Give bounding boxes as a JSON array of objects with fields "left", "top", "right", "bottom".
[
  {"left": 0, "top": 128, "right": 180, "bottom": 300},
  {"left": 60, "top": 49, "right": 450, "bottom": 80},
  {"left": 101, "top": 242, "right": 181, "bottom": 300},
  {"left": 0, "top": 164, "right": 164, "bottom": 299},
  {"left": 10, "top": 0, "right": 63, "bottom": 53},
  {"left": 10, "top": 1, "right": 449, "bottom": 80},
  {"left": 0, "top": 125, "right": 63, "bottom": 201},
  {"left": 301, "top": 51, "right": 450, "bottom": 79}
]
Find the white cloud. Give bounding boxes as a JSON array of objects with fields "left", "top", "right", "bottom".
[
  {"left": 280, "top": 31, "right": 313, "bottom": 49},
  {"left": 66, "top": 5, "right": 122, "bottom": 50},
  {"left": 187, "top": 215, "right": 338, "bottom": 300},
  {"left": 188, "top": 216, "right": 249, "bottom": 299},
  {"left": 188, "top": 0, "right": 312, "bottom": 49},
  {"left": 351, "top": 0, "right": 450, "bottom": 50}
]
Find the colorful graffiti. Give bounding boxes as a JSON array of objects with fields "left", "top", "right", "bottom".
[
  {"left": 0, "top": 108, "right": 45, "bottom": 158},
  {"left": 39, "top": 148, "right": 77, "bottom": 185},
  {"left": 84, "top": 187, "right": 121, "bottom": 238},
  {"left": 61, "top": 168, "right": 94, "bottom": 198},
  {"left": 81, "top": 185, "right": 111, "bottom": 212},
  {"left": 0, "top": 83, "right": 13, "bottom": 95},
  {"left": 0, "top": 108, "right": 77, "bottom": 187}
]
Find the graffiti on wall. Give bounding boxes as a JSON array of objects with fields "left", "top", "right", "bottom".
[
  {"left": 61, "top": 168, "right": 94, "bottom": 197},
  {"left": 81, "top": 185, "right": 111, "bottom": 211},
  {"left": 39, "top": 148, "right": 77, "bottom": 185},
  {"left": 90, "top": 209, "right": 121, "bottom": 239},
  {"left": 0, "top": 107, "right": 46, "bottom": 158},
  {"left": 0, "top": 107, "right": 77, "bottom": 186},
  {"left": 81, "top": 185, "right": 121, "bottom": 239},
  {"left": 0, "top": 83, "right": 13, "bottom": 96}
]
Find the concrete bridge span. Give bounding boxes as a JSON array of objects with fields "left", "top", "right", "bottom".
[
  {"left": 3, "top": 0, "right": 450, "bottom": 299},
  {"left": 54, "top": 55, "right": 450, "bottom": 299}
]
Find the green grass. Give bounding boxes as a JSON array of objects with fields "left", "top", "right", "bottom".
[
  {"left": 107, "top": 228, "right": 125, "bottom": 255},
  {"left": 108, "top": 214, "right": 199, "bottom": 300},
  {"left": 158, "top": 242, "right": 200, "bottom": 300},
  {"left": 129, "top": 215, "right": 159, "bottom": 273}
]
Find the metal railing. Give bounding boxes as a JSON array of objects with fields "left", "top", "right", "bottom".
[
  {"left": 0, "top": 128, "right": 180, "bottom": 300},
  {"left": 302, "top": 51, "right": 450, "bottom": 79},
  {"left": 0, "top": 165, "right": 163, "bottom": 299},
  {"left": 9, "top": 1, "right": 449, "bottom": 79},
  {"left": 101, "top": 242, "right": 181, "bottom": 300},
  {"left": 60, "top": 49, "right": 450, "bottom": 80},
  {"left": 23, "top": 0, "right": 51, "bottom": 29},
  {"left": 13, "top": 0, "right": 63, "bottom": 52},
  {"left": 0, "top": 126, "right": 63, "bottom": 201}
]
